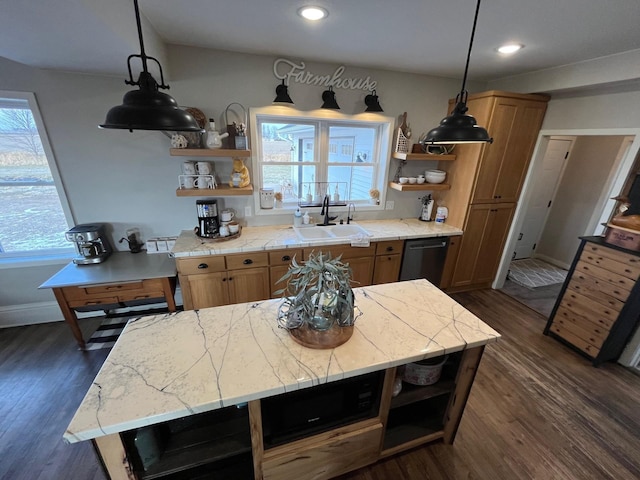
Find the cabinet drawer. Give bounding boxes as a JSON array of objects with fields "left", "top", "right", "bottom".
[
  {"left": 559, "top": 294, "right": 618, "bottom": 330},
  {"left": 226, "top": 252, "right": 269, "bottom": 270},
  {"left": 67, "top": 296, "right": 120, "bottom": 308},
  {"left": 304, "top": 245, "right": 376, "bottom": 260},
  {"left": 63, "top": 279, "right": 166, "bottom": 301},
  {"left": 571, "top": 270, "right": 631, "bottom": 303},
  {"left": 262, "top": 423, "right": 382, "bottom": 480},
  {"left": 583, "top": 243, "right": 640, "bottom": 270},
  {"left": 176, "top": 256, "right": 226, "bottom": 275},
  {"left": 562, "top": 287, "right": 622, "bottom": 323},
  {"left": 550, "top": 324, "right": 600, "bottom": 358},
  {"left": 574, "top": 260, "right": 636, "bottom": 292},
  {"left": 553, "top": 306, "right": 608, "bottom": 346},
  {"left": 375, "top": 240, "right": 404, "bottom": 256},
  {"left": 580, "top": 248, "right": 640, "bottom": 281},
  {"left": 269, "top": 249, "right": 303, "bottom": 266}
]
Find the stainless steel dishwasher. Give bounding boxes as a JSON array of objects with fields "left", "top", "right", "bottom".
[{"left": 399, "top": 237, "right": 449, "bottom": 286}]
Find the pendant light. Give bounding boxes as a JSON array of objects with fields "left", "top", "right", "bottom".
[
  {"left": 364, "top": 90, "right": 383, "bottom": 112},
  {"left": 424, "top": 0, "right": 493, "bottom": 145},
  {"left": 273, "top": 79, "right": 294, "bottom": 104},
  {"left": 321, "top": 87, "right": 340, "bottom": 110},
  {"left": 100, "top": 0, "right": 202, "bottom": 132}
]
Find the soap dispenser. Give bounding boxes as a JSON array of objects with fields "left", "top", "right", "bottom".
[{"left": 293, "top": 208, "right": 303, "bottom": 227}]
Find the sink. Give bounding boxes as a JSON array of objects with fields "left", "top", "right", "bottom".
[{"left": 293, "top": 224, "right": 372, "bottom": 241}]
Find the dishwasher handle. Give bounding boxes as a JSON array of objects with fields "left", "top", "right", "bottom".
[{"left": 407, "top": 241, "right": 448, "bottom": 250}]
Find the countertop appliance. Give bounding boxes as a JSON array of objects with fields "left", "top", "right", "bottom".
[
  {"left": 65, "top": 223, "right": 112, "bottom": 265},
  {"left": 399, "top": 237, "right": 449, "bottom": 286},
  {"left": 196, "top": 199, "right": 220, "bottom": 238},
  {"left": 260, "top": 370, "right": 384, "bottom": 448}
]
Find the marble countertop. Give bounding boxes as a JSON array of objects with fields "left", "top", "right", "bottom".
[
  {"left": 64, "top": 279, "right": 499, "bottom": 444},
  {"left": 171, "top": 218, "right": 463, "bottom": 257}
]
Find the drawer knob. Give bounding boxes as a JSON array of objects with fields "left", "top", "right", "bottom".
[
  {"left": 386, "top": 246, "right": 394, "bottom": 252},
  {"left": 197, "top": 263, "right": 208, "bottom": 269},
  {"left": 282, "top": 255, "right": 291, "bottom": 261},
  {"left": 243, "top": 259, "right": 253, "bottom": 265}
]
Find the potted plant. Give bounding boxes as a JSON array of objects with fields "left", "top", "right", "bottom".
[
  {"left": 369, "top": 188, "right": 380, "bottom": 205},
  {"left": 275, "top": 251, "right": 357, "bottom": 348},
  {"left": 419, "top": 194, "right": 433, "bottom": 221}
]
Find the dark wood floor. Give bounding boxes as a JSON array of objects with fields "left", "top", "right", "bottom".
[{"left": 2, "top": 289, "right": 640, "bottom": 480}]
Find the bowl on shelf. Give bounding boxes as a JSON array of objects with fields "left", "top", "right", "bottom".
[
  {"left": 425, "top": 169, "right": 446, "bottom": 184},
  {"left": 417, "top": 177, "right": 426, "bottom": 184},
  {"left": 398, "top": 177, "right": 409, "bottom": 184},
  {"left": 408, "top": 177, "right": 417, "bottom": 184}
]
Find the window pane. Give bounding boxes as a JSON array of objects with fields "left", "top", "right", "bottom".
[
  {"left": 261, "top": 123, "right": 315, "bottom": 163},
  {"left": 328, "top": 165, "right": 374, "bottom": 201},
  {"left": 262, "top": 164, "right": 316, "bottom": 202},
  {"left": 0, "top": 103, "right": 70, "bottom": 254},
  {"left": 328, "top": 126, "right": 375, "bottom": 163}
]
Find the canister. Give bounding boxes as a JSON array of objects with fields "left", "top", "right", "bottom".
[{"left": 260, "top": 188, "right": 275, "bottom": 209}]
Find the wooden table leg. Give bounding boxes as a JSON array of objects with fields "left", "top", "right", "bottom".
[
  {"left": 52, "top": 288, "right": 86, "bottom": 350},
  {"left": 161, "top": 276, "right": 178, "bottom": 312}
]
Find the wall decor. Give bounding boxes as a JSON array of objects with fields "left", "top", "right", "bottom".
[{"left": 273, "top": 58, "right": 377, "bottom": 92}]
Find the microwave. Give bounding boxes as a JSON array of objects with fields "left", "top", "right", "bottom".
[{"left": 261, "top": 370, "right": 384, "bottom": 448}]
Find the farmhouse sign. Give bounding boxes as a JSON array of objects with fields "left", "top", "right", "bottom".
[{"left": 273, "top": 58, "right": 377, "bottom": 92}]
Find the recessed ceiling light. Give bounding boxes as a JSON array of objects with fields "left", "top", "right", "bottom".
[
  {"left": 298, "top": 6, "right": 328, "bottom": 21},
  {"left": 497, "top": 43, "right": 524, "bottom": 55}
]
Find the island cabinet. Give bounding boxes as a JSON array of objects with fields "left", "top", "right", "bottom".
[
  {"left": 65, "top": 280, "right": 499, "bottom": 480},
  {"left": 544, "top": 236, "right": 640, "bottom": 365},
  {"left": 438, "top": 91, "right": 549, "bottom": 293}
]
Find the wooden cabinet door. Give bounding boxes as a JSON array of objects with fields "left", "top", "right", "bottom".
[
  {"left": 450, "top": 203, "right": 515, "bottom": 289},
  {"left": 182, "top": 271, "right": 230, "bottom": 310},
  {"left": 270, "top": 265, "right": 290, "bottom": 298},
  {"left": 472, "top": 98, "right": 547, "bottom": 204},
  {"left": 228, "top": 266, "right": 270, "bottom": 304},
  {"left": 346, "top": 256, "right": 374, "bottom": 288},
  {"left": 373, "top": 254, "right": 402, "bottom": 285}
]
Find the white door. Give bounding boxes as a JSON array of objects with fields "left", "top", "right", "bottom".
[{"left": 513, "top": 138, "right": 573, "bottom": 259}]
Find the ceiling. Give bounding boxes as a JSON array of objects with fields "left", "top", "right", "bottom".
[{"left": 1, "top": 0, "right": 640, "bottom": 82}]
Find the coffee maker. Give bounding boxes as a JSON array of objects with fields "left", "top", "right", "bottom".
[
  {"left": 196, "top": 199, "right": 220, "bottom": 238},
  {"left": 65, "top": 223, "right": 112, "bottom": 265}
]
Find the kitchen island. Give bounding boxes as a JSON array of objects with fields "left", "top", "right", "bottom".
[{"left": 65, "top": 279, "right": 499, "bottom": 480}]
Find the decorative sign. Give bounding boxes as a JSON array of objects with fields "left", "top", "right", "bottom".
[{"left": 273, "top": 58, "right": 377, "bottom": 92}]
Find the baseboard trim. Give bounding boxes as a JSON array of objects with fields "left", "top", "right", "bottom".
[{"left": 533, "top": 254, "right": 571, "bottom": 271}]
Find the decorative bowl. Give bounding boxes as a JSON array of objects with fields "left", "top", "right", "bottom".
[
  {"left": 408, "top": 177, "right": 417, "bottom": 184},
  {"left": 425, "top": 169, "right": 446, "bottom": 184},
  {"left": 399, "top": 177, "right": 409, "bottom": 184}
]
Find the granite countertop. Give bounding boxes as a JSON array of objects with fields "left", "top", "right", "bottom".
[
  {"left": 64, "top": 279, "right": 499, "bottom": 444},
  {"left": 171, "top": 218, "right": 463, "bottom": 257}
]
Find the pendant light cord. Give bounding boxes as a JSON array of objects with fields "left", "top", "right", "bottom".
[
  {"left": 133, "top": 0, "right": 148, "bottom": 74},
  {"left": 458, "top": 0, "right": 481, "bottom": 104}
]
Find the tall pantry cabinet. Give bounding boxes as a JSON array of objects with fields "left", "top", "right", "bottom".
[{"left": 439, "top": 91, "right": 549, "bottom": 292}]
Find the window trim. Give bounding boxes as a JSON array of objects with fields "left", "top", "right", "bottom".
[
  {"left": 249, "top": 106, "right": 393, "bottom": 215},
  {"left": 0, "top": 90, "right": 75, "bottom": 265}
]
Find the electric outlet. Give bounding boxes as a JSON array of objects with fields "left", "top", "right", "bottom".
[
  {"left": 244, "top": 206, "right": 252, "bottom": 217},
  {"left": 385, "top": 201, "right": 395, "bottom": 210}
]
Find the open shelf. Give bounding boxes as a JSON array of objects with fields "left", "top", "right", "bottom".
[
  {"left": 390, "top": 379, "right": 454, "bottom": 410},
  {"left": 389, "top": 182, "right": 451, "bottom": 191},
  {"left": 176, "top": 184, "right": 253, "bottom": 196},
  {"left": 393, "top": 152, "right": 456, "bottom": 161},
  {"left": 170, "top": 148, "right": 251, "bottom": 158}
]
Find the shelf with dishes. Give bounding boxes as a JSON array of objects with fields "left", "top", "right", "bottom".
[
  {"left": 176, "top": 184, "right": 254, "bottom": 197},
  {"left": 388, "top": 182, "right": 450, "bottom": 191},
  {"left": 392, "top": 152, "right": 456, "bottom": 161},
  {"left": 170, "top": 148, "right": 251, "bottom": 158}
]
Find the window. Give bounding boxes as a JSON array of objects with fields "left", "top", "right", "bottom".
[
  {"left": 250, "top": 107, "right": 392, "bottom": 209},
  {"left": 0, "top": 92, "right": 73, "bottom": 261}
]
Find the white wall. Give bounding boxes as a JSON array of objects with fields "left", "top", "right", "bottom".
[
  {"left": 0, "top": 48, "right": 485, "bottom": 322},
  {"left": 536, "top": 136, "right": 625, "bottom": 265}
]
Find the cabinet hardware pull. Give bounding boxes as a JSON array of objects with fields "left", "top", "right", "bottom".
[
  {"left": 243, "top": 259, "right": 253, "bottom": 265},
  {"left": 386, "top": 246, "right": 393, "bottom": 252},
  {"left": 197, "top": 263, "right": 208, "bottom": 269},
  {"left": 222, "top": 277, "right": 226, "bottom": 282},
  {"left": 282, "top": 255, "right": 291, "bottom": 261}
]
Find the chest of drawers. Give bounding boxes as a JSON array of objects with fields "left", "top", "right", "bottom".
[{"left": 544, "top": 237, "right": 640, "bottom": 366}]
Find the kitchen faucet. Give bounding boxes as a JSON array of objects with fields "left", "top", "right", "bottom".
[
  {"left": 319, "top": 194, "right": 338, "bottom": 226},
  {"left": 347, "top": 203, "right": 355, "bottom": 224}
]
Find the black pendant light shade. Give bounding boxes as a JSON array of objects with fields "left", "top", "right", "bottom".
[
  {"left": 100, "top": 0, "right": 201, "bottom": 132},
  {"left": 273, "top": 79, "right": 294, "bottom": 104},
  {"left": 321, "top": 87, "right": 340, "bottom": 109},
  {"left": 364, "top": 90, "right": 383, "bottom": 112},
  {"left": 424, "top": 0, "right": 492, "bottom": 145}
]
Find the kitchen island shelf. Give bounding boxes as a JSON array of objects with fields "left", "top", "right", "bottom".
[
  {"left": 176, "top": 184, "right": 253, "bottom": 196},
  {"left": 389, "top": 182, "right": 451, "bottom": 191},
  {"left": 390, "top": 379, "right": 455, "bottom": 410},
  {"left": 170, "top": 148, "right": 250, "bottom": 158},
  {"left": 393, "top": 152, "right": 456, "bottom": 161}
]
